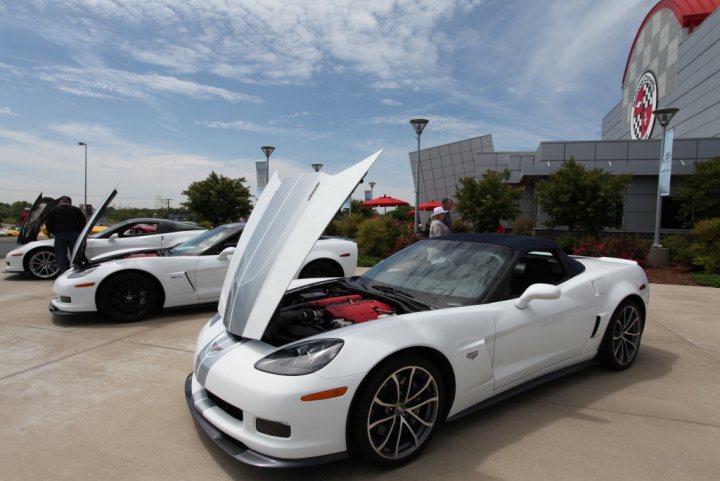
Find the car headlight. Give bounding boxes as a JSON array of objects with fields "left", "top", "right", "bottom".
[
  {"left": 254, "top": 339, "right": 344, "bottom": 376},
  {"left": 67, "top": 266, "right": 100, "bottom": 278}
]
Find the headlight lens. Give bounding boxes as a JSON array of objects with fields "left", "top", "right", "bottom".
[
  {"left": 67, "top": 266, "right": 100, "bottom": 278},
  {"left": 254, "top": 339, "right": 344, "bottom": 376}
]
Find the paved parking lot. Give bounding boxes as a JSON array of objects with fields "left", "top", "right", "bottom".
[{"left": 1, "top": 265, "right": 719, "bottom": 481}]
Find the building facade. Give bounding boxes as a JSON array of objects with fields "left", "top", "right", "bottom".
[{"left": 410, "top": 0, "right": 720, "bottom": 233}]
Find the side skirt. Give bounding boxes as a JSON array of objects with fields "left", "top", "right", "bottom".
[{"left": 446, "top": 360, "right": 598, "bottom": 422}]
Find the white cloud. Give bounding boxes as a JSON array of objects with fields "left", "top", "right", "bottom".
[
  {"left": 381, "top": 98, "right": 401, "bottom": 106},
  {"left": 34, "top": 66, "right": 262, "bottom": 103},
  {"left": 13, "top": 0, "right": 484, "bottom": 89},
  {"left": 0, "top": 106, "right": 14, "bottom": 116}
]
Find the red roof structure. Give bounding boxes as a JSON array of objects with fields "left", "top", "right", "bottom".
[{"left": 622, "top": 0, "right": 720, "bottom": 88}]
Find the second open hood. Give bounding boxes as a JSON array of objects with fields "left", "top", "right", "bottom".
[
  {"left": 70, "top": 188, "right": 118, "bottom": 268},
  {"left": 220, "top": 150, "right": 381, "bottom": 339}
]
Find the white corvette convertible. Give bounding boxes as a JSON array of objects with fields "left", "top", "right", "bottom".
[
  {"left": 5, "top": 194, "right": 205, "bottom": 279},
  {"left": 185, "top": 151, "right": 650, "bottom": 468},
  {"left": 50, "top": 219, "right": 357, "bottom": 322}
]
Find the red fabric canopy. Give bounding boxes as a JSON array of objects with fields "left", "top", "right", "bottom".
[{"left": 360, "top": 195, "right": 409, "bottom": 207}]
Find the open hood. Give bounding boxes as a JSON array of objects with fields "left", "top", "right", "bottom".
[
  {"left": 18, "top": 193, "right": 58, "bottom": 244},
  {"left": 220, "top": 150, "right": 382, "bottom": 339},
  {"left": 70, "top": 187, "right": 118, "bottom": 268}
]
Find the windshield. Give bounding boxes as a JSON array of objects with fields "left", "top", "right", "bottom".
[
  {"left": 168, "top": 225, "right": 238, "bottom": 256},
  {"left": 361, "top": 240, "right": 512, "bottom": 308}
]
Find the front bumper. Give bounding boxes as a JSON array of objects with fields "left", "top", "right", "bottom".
[{"left": 184, "top": 374, "right": 348, "bottom": 468}]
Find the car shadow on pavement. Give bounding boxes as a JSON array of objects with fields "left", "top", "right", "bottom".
[
  {"left": 50, "top": 304, "right": 218, "bottom": 329},
  {"left": 195, "top": 344, "right": 677, "bottom": 480}
]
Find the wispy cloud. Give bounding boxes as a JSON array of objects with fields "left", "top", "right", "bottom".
[
  {"left": 34, "top": 66, "right": 262, "bottom": 103},
  {"left": 0, "top": 106, "right": 14, "bottom": 116},
  {"left": 381, "top": 98, "right": 401, "bottom": 106}
]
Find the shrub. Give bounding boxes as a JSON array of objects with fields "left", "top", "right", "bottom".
[
  {"left": 512, "top": 217, "right": 535, "bottom": 236},
  {"left": 356, "top": 216, "right": 418, "bottom": 258},
  {"left": 691, "top": 218, "right": 720, "bottom": 273},
  {"left": 555, "top": 232, "right": 578, "bottom": 252},
  {"left": 662, "top": 235, "right": 695, "bottom": 265},
  {"left": 330, "top": 214, "right": 363, "bottom": 238},
  {"left": 572, "top": 236, "right": 651, "bottom": 265},
  {"left": 692, "top": 273, "right": 720, "bottom": 287},
  {"left": 451, "top": 218, "right": 470, "bottom": 233}
]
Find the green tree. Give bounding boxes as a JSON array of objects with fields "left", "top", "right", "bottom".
[
  {"left": 535, "top": 159, "right": 631, "bottom": 237},
  {"left": 182, "top": 171, "right": 252, "bottom": 226},
  {"left": 455, "top": 169, "right": 522, "bottom": 232},
  {"left": 675, "top": 156, "right": 720, "bottom": 224}
]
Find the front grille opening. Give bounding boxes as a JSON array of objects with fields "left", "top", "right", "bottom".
[
  {"left": 256, "top": 418, "right": 291, "bottom": 438},
  {"left": 206, "top": 390, "right": 243, "bottom": 421}
]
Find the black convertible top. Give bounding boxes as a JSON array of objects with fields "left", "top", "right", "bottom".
[
  {"left": 438, "top": 233, "right": 557, "bottom": 251},
  {"left": 433, "top": 233, "right": 585, "bottom": 276}
]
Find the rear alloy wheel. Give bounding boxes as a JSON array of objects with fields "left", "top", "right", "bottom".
[
  {"left": 98, "top": 273, "right": 159, "bottom": 322},
  {"left": 350, "top": 356, "right": 444, "bottom": 467},
  {"left": 600, "top": 300, "right": 644, "bottom": 370},
  {"left": 298, "top": 260, "right": 343, "bottom": 278},
  {"left": 26, "top": 248, "right": 59, "bottom": 279}
]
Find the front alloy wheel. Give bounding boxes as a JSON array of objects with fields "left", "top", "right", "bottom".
[
  {"left": 27, "top": 249, "right": 59, "bottom": 279},
  {"left": 350, "top": 356, "right": 444, "bottom": 466},
  {"left": 601, "top": 300, "right": 644, "bottom": 370},
  {"left": 98, "top": 273, "right": 158, "bottom": 322}
]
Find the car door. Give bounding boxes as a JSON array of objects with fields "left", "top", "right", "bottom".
[
  {"left": 193, "top": 233, "right": 240, "bottom": 301},
  {"left": 490, "top": 254, "right": 598, "bottom": 390},
  {"left": 87, "top": 221, "right": 162, "bottom": 257}
]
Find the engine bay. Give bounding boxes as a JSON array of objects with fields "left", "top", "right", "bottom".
[{"left": 262, "top": 280, "right": 409, "bottom": 346}]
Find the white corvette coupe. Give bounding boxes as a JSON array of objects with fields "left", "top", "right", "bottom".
[
  {"left": 5, "top": 214, "right": 205, "bottom": 279},
  {"left": 185, "top": 151, "right": 650, "bottom": 468},
  {"left": 50, "top": 221, "right": 357, "bottom": 322}
]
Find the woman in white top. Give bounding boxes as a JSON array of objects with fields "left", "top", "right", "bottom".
[{"left": 429, "top": 206, "right": 450, "bottom": 237}]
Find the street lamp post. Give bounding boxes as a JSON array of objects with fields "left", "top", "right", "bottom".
[
  {"left": 78, "top": 142, "right": 87, "bottom": 211},
  {"left": 369, "top": 181, "right": 376, "bottom": 199},
  {"left": 651, "top": 107, "right": 679, "bottom": 247},
  {"left": 261, "top": 146, "right": 275, "bottom": 184},
  {"left": 311, "top": 163, "right": 323, "bottom": 172},
  {"left": 409, "top": 119, "right": 429, "bottom": 234}
]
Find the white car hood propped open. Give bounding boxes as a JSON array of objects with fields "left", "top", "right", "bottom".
[{"left": 220, "top": 150, "right": 382, "bottom": 339}]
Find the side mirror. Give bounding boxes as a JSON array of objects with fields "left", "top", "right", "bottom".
[
  {"left": 109, "top": 233, "right": 119, "bottom": 241},
  {"left": 514, "top": 283, "right": 561, "bottom": 310},
  {"left": 217, "top": 246, "right": 235, "bottom": 260}
]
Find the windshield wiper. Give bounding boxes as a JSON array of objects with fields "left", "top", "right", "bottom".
[{"left": 370, "top": 284, "right": 415, "bottom": 299}]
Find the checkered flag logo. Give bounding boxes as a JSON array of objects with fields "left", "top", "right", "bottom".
[{"left": 630, "top": 71, "right": 657, "bottom": 140}]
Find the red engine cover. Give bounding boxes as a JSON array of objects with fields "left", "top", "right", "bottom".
[
  {"left": 322, "top": 299, "right": 393, "bottom": 323},
  {"left": 309, "top": 294, "right": 362, "bottom": 307}
]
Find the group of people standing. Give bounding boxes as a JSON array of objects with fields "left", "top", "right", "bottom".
[{"left": 427, "top": 197, "right": 454, "bottom": 238}]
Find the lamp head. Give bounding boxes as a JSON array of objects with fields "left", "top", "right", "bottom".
[
  {"left": 78, "top": 142, "right": 86, "bottom": 146},
  {"left": 652, "top": 108, "right": 679, "bottom": 128},
  {"left": 409, "top": 118, "right": 429, "bottom": 136},
  {"left": 311, "top": 163, "right": 323, "bottom": 172},
  {"left": 261, "top": 146, "right": 275, "bottom": 158}
]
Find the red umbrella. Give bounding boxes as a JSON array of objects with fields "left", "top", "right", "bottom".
[
  {"left": 418, "top": 201, "right": 441, "bottom": 211},
  {"left": 360, "top": 195, "right": 409, "bottom": 208},
  {"left": 361, "top": 195, "right": 409, "bottom": 214}
]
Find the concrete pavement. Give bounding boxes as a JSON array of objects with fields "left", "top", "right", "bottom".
[{"left": 0, "top": 272, "right": 718, "bottom": 481}]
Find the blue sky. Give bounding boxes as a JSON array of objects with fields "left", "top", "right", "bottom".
[{"left": 0, "top": 0, "right": 656, "bottom": 209}]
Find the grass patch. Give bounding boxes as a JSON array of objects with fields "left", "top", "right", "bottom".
[
  {"left": 357, "top": 253, "right": 383, "bottom": 267},
  {"left": 692, "top": 273, "right": 720, "bottom": 287}
]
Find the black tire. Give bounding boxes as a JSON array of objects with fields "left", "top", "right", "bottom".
[
  {"left": 97, "top": 273, "right": 159, "bottom": 322},
  {"left": 599, "top": 299, "right": 645, "bottom": 370},
  {"left": 349, "top": 355, "right": 444, "bottom": 467},
  {"left": 298, "top": 259, "right": 343, "bottom": 278},
  {"left": 25, "top": 248, "right": 59, "bottom": 279}
]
